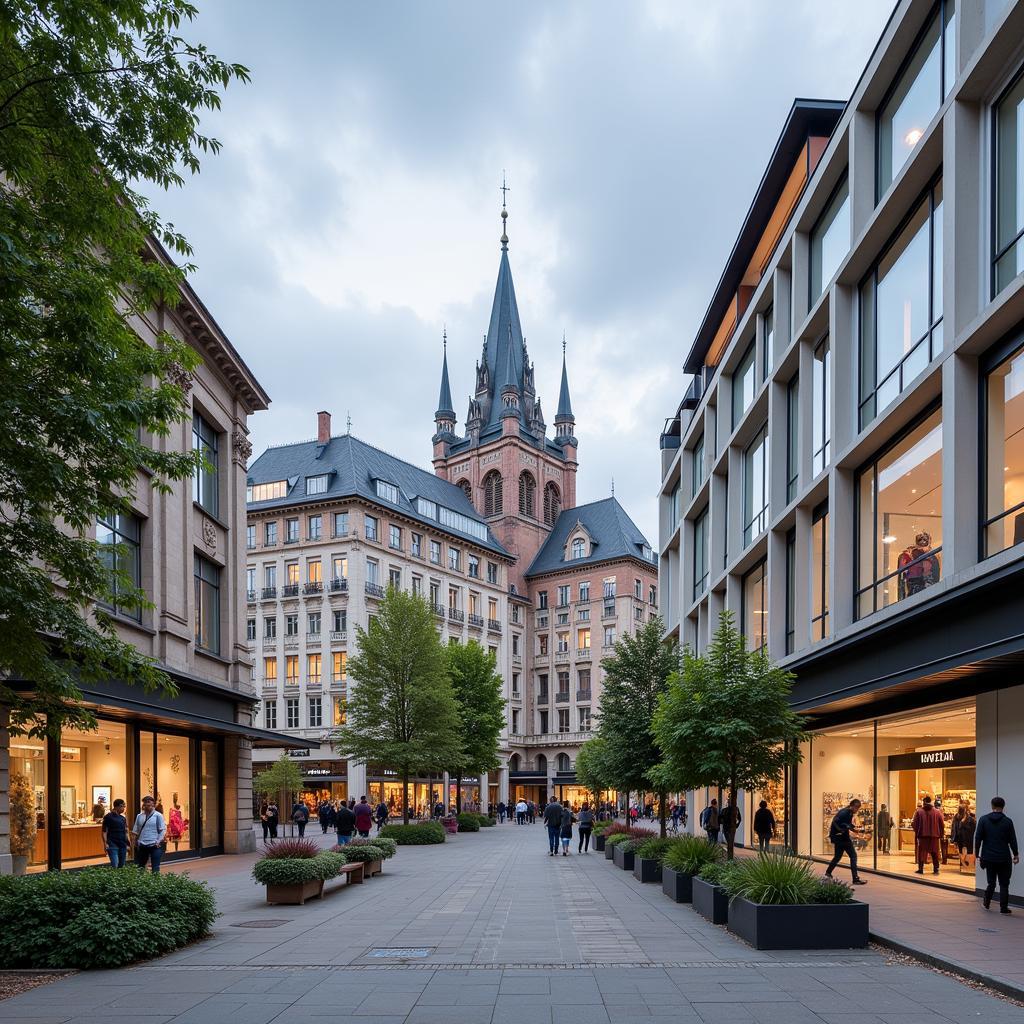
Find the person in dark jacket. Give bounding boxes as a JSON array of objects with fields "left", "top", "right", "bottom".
[
  {"left": 975, "top": 796, "right": 1019, "bottom": 913},
  {"left": 542, "top": 798, "right": 563, "bottom": 856},
  {"left": 877, "top": 804, "right": 894, "bottom": 854},
  {"left": 577, "top": 803, "right": 595, "bottom": 853},
  {"left": 497, "top": 801, "right": 506, "bottom": 824},
  {"left": 291, "top": 800, "right": 309, "bottom": 837},
  {"left": 559, "top": 800, "right": 575, "bottom": 856},
  {"left": 375, "top": 802, "right": 389, "bottom": 832},
  {"left": 952, "top": 802, "right": 976, "bottom": 864},
  {"left": 334, "top": 800, "right": 356, "bottom": 845},
  {"left": 825, "top": 799, "right": 867, "bottom": 885},
  {"left": 259, "top": 800, "right": 271, "bottom": 842},
  {"left": 318, "top": 799, "right": 333, "bottom": 834},
  {"left": 753, "top": 800, "right": 776, "bottom": 853},
  {"left": 265, "top": 801, "right": 279, "bottom": 839},
  {"left": 701, "top": 799, "right": 720, "bottom": 844},
  {"left": 719, "top": 802, "right": 741, "bottom": 845},
  {"left": 354, "top": 796, "right": 373, "bottom": 837}
]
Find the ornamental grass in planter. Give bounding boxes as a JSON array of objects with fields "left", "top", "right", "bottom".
[
  {"left": 633, "top": 836, "right": 678, "bottom": 884},
  {"left": 253, "top": 841, "right": 347, "bottom": 905},
  {"left": 380, "top": 821, "right": 445, "bottom": 844},
  {"left": 0, "top": 867, "right": 216, "bottom": 969},
  {"left": 662, "top": 835, "right": 723, "bottom": 903},
  {"left": 721, "top": 853, "right": 868, "bottom": 950},
  {"left": 692, "top": 860, "right": 735, "bottom": 925}
]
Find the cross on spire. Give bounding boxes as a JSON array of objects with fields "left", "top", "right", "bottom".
[{"left": 500, "top": 170, "right": 510, "bottom": 208}]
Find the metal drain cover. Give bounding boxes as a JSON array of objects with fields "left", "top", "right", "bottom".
[
  {"left": 232, "top": 919, "right": 293, "bottom": 929},
  {"left": 367, "top": 948, "right": 432, "bottom": 958}
]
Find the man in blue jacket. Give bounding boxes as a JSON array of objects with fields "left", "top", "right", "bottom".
[{"left": 975, "top": 796, "right": 1019, "bottom": 914}]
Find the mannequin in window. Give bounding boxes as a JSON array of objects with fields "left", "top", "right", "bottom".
[{"left": 897, "top": 531, "right": 940, "bottom": 600}]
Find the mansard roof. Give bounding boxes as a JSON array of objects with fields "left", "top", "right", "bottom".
[
  {"left": 524, "top": 497, "right": 656, "bottom": 578},
  {"left": 248, "top": 432, "right": 509, "bottom": 556}
]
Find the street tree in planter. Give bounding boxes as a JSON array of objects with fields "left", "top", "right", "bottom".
[
  {"left": 597, "top": 618, "right": 678, "bottom": 836},
  {"left": 253, "top": 754, "right": 303, "bottom": 836},
  {"left": 333, "top": 588, "right": 462, "bottom": 824},
  {"left": 445, "top": 640, "right": 505, "bottom": 814},
  {"left": 653, "top": 612, "right": 811, "bottom": 860},
  {"left": 0, "top": 0, "right": 249, "bottom": 740}
]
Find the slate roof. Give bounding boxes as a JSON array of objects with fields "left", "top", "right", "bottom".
[
  {"left": 247, "top": 433, "right": 509, "bottom": 556},
  {"left": 525, "top": 497, "right": 656, "bottom": 577}
]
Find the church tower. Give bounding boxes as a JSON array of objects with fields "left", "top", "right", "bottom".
[{"left": 431, "top": 200, "right": 578, "bottom": 595}]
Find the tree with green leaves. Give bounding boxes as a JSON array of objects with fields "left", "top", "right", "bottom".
[
  {"left": 252, "top": 753, "right": 303, "bottom": 836},
  {"left": 445, "top": 640, "right": 505, "bottom": 814},
  {"left": 653, "top": 612, "right": 811, "bottom": 859},
  {"left": 574, "top": 735, "right": 613, "bottom": 812},
  {"left": 333, "top": 588, "right": 462, "bottom": 824},
  {"left": 0, "top": 1, "right": 249, "bottom": 738},
  {"left": 596, "top": 617, "right": 678, "bottom": 836}
]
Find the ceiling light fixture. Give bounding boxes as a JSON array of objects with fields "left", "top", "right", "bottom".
[{"left": 883, "top": 534, "right": 897, "bottom": 543}]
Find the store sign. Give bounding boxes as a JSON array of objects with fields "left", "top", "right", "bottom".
[
  {"left": 887, "top": 746, "right": 975, "bottom": 772},
  {"left": 304, "top": 768, "right": 332, "bottom": 777},
  {"left": 291, "top": 749, "right": 311, "bottom": 757}
]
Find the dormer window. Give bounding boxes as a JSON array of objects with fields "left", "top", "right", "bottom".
[
  {"left": 376, "top": 480, "right": 400, "bottom": 504},
  {"left": 570, "top": 538, "right": 585, "bottom": 560},
  {"left": 305, "top": 474, "right": 328, "bottom": 495}
]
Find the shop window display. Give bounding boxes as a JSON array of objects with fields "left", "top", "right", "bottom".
[
  {"left": 8, "top": 730, "right": 47, "bottom": 872},
  {"left": 60, "top": 721, "right": 127, "bottom": 868}
]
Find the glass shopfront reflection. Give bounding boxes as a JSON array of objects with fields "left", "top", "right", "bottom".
[{"left": 8, "top": 731, "right": 47, "bottom": 872}]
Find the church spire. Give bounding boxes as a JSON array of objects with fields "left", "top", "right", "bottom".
[
  {"left": 555, "top": 333, "right": 577, "bottom": 448},
  {"left": 435, "top": 327, "right": 455, "bottom": 419}
]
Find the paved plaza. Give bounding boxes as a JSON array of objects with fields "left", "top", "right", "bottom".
[{"left": 1, "top": 822, "right": 1022, "bottom": 1023}]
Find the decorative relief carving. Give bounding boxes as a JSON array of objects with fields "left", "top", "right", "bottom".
[
  {"left": 232, "top": 431, "right": 253, "bottom": 464},
  {"left": 202, "top": 516, "right": 217, "bottom": 552},
  {"left": 164, "top": 361, "right": 194, "bottom": 394},
  {"left": 519, "top": 453, "right": 538, "bottom": 466},
  {"left": 481, "top": 452, "right": 501, "bottom": 466}
]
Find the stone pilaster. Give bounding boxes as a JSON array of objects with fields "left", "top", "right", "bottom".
[{"left": 224, "top": 737, "right": 256, "bottom": 854}]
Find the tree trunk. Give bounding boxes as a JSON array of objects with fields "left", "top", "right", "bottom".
[
  {"left": 658, "top": 789, "right": 667, "bottom": 838},
  {"left": 726, "top": 774, "right": 738, "bottom": 861},
  {"left": 455, "top": 773, "right": 462, "bottom": 814},
  {"left": 402, "top": 771, "right": 410, "bottom": 825}
]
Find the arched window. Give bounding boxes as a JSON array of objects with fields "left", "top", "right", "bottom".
[
  {"left": 571, "top": 537, "right": 585, "bottom": 560},
  {"left": 483, "top": 471, "right": 503, "bottom": 517},
  {"left": 508, "top": 753, "right": 520, "bottom": 772},
  {"left": 535, "top": 754, "right": 547, "bottom": 774},
  {"left": 518, "top": 471, "right": 536, "bottom": 517},
  {"left": 556, "top": 753, "right": 571, "bottom": 773},
  {"left": 457, "top": 479, "right": 472, "bottom": 504},
  {"left": 543, "top": 482, "right": 561, "bottom": 526}
]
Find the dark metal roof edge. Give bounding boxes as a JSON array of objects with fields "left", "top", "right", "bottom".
[{"left": 682, "top": 98, "right": 846, "bottom": 375}]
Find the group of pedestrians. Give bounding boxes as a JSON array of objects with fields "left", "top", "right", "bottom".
[
  {"left": 257, "top": 795, "right": 389, "bottom": 844},
  {"left": 699, "top": 798, "right": 749, "bottom": 846},
  {"left": 511, "top": 799, "right": 536, "bottom": 824},
  {"left": 97, "top": 794, "right": 169, "bottom": 872},
  {"left": 541, "top": 798, "right": 595, "bottom": 855}
]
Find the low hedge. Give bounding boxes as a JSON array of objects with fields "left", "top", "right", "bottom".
[
  {"left": 252, "top": 850, "right": 346, "bottom": 887},
  {"left": 379, "top": 821, "right": 445, "bottom": 845},
  {"left": 350, "top": 836, "right": 397, "bottom": 858},
  {"left": 603, "top": 832, "right": 632, "bottom": 847},
  {"left": 342, "top": 844, "right": 385, "bottom": 864},
  {"left": 477, "top": 814, "right": 497, "bottom": 827},
  {"left": 456, "top": 812, "right": 481, "bottom": 832},
  {"left": 0, "top": 867, "right": 217, "bottom": 969},
  {"left": 592, "top": 820, "right": 615, "bottom": 833}
]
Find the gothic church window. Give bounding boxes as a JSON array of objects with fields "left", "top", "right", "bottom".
[
  {"left": 544, "top": 482, "right": 561, "bottom": 526},
  {"left": 483, "top": 470, "right": 503, "bottom": 517},
  {"left": 518, "top": 471, "right": 536, "bottom": 517}
]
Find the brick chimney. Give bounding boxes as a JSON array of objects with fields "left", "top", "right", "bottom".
[{"left": 317, "top": 410, "right": 331, "bottom": 443}]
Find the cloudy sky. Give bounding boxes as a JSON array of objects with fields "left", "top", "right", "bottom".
[{"left": 154, "top": 0, "right": 893, "bottom": 542}]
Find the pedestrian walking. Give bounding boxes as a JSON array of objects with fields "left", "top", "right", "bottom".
[
  {"left": 975, "top": 796, "right": 1019, "bottom": 914},
  {"left": 559, "top": 800, "right": 575, "bottom": 856},
  {"left": 497, "top": 801, "right": 506, "bottom": 824},
  {"left": 102, "top": 798, "right": 129, "bottom": 868},
  {"left": 266, "top": 800, "right": 279, "bottom": 839},
  {"left": 912, "top": 795, "right": 945, "bottom": 875},
  {"left": 720, "top": 801, "right": 741, "bottom": 847},
  {"left": 318, "top": 799, "right": 332, "bottom": 834},
  {"left": 291, "top": 800, "right": 310, "bottom": 838},
  {"left": 259, "top": 800, "right": 271, "bottom": 842},
  {"left": 877, "top": 804, "right": 894, "bottom": 853},
  {"left": 527, "top": 800, "right": 536, "bottom": 824},
  {"left": 543, "top": 796, "right": 563, "bottom": 856},
  {"left": 433, "top": 800, "right": 444, "bottom": 820},
  {"left": 514, "top": 798, "right": 526, "bottom": 824},
  {"left": 952, "top": 801, "right": 976, "bottom": 867},
  {"left": 354, "top": 796, "right": 373, "bottom": 837},
  {"left": 131, "top": 795, "right": 167, "bottom": 873},
  {"left": 577, "top": 802, "right": 595, "bottom": 853},
  {"left": 825, "top": 798, "right": 867, "bottom": 885},
  {"left": 375, "top": 801, "right": 389, "bottom": 832},
  {"left": 753, "top": 800, "right": 776, "bottom": 853},
  {"left": 701, "top": 799, "right": 720, "bottom": 844},
  {"left": 671, "top": 803, "right": 681, "bottom": 832},
  {"left": 334, "top": 799, "right": 356, "bottom": 845}
]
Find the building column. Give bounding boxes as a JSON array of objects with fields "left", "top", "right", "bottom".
[
  {"left": 223, "top": 736, "right": 256, "bottom": 855},
  {"left": 347, "top": 759, "right": 367, "bottom": 801},
  {"left": 0, "top": 708, "right": 11, "bottom": 875},
  {"left": 478, "top": 772, "right": 488, "bottom": 811},
  {"left": 499, "top": 766, "right": 509, "bottom": 806}
]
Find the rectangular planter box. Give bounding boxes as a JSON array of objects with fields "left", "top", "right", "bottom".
[
  {"left": 661, "top": 866, "right": 694, "bottom": 903},
  {"left": 612, "top": 844, "right": 635, "bottom": 871},
  {"left": 727, "top": 897, "right": 869, "bottom": 950},
  {"left": 363, "top": 858, "right": 383, "bottom": 878},
  {"left": 595, "top": 833, "right": 606, "bottom": 852},
  {"left": 265, "top": 879, "right": 324, "bottom": 906},
  {"left": 633, "top": 855, "right": 662, "bottom": 884},
  {"left": 692, "top": 876, "right": 728, "bottom": 925},
  {"left": 604, "top": 841, "right": 617, "bottom": 860}
]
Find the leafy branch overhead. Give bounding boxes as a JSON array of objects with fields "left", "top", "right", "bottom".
[{"left": 0, "top": 1, "right": 249, "bottom": 735}]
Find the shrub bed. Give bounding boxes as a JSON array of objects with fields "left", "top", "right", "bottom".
[
  {"left": 477, "top": 815, "right": 497, "bottom": 827},
  {"left": 252, "top": 850, "right": 346, "bottom": 887},
  {"left": 349, "top": 836, "right": 397, "bottom": 858},
  {"left": 663, "top": 834, "right": 723, "bottom": 875},
  {"left": 457, "top": 812, "right": 481, "bottom": 832},
  {"left": 379, "top": 821, "right": 445, "bottom": 845},
  {"left": 635, "top": 837, "right": 680, "bottom": 863},
  {"left": 0, "top": 867, "right": 216, "bottom": 969},
  {"left": 340, "top": 843, "right": 385, "bottom": 864}
]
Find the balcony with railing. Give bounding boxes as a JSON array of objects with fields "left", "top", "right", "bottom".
[
  {"left": 247, "top": 589, "right": 257, "bottom": 603},
  {"left": 330, "top": 630, "right": 347, "bottom": 643},
  {"left": 576, "top": 647, "right": 591, "bottom": 660},
  {"left": 512, "top": 653, "right": 522, "bottom": 666},
  {"left": 576, "top": 689, "right": 592, "bottom": 702},
  {"left": 554, "top": 650, "right": 569, "bottom": 663},
  {"left": 448, "top": 607, "right": 465, "bottom": 624},
  {"left": 432, "top": 603, "right": 446, "bottom": 618},
  {"left": 282, "top": 583, "right": 299, "bottom": 599},
  {"left": 536, "top": 689, "right": 549, "bottom": 705},
  {"left": 468, "top": 613, "right": 484, "bottom": 629},
  {"left": 284, "top": 635, "right": 299, "bottom": 649},
  {"left": 535, "top": 613, "right": 549, "bottom": 628},
  {"left": 261, "top": 586, "right": 277, "bottom": 600},
  {"left": 507, "top": 731, "right": 591, "bottom": 747},
  {"left": 306, "top": 632, "right": 321, "bottom": 644},
  {"left": 487, "top": 618, "right": 502, "bottom": 633},
  {"left": 304, "top": 581, "right": 323, "bottom": 595},
  {"left": 329, "top": 577, "right": 348, "bottom": 594},
  {"left": 365, "top": 581, "right": 385, "bottom": 598},
  {"left": 555, "top": 691, "right": 570, "bottom": 704},
  {"left": 261, "top": 683, "right": 278, "bottom": 696}
]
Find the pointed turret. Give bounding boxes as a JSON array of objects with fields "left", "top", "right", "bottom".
[
  {"left": 433, "top": 330, "right": 458, "bottom": 446},
  {"left": 555, "top": 336, "right": 577, "bottom": 448}
]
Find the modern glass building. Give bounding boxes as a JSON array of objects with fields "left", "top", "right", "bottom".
[{"left": 658, "top": 0, "right": 1024, "bottom": 901}]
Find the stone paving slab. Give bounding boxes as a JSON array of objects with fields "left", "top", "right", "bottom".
[{"left": 1, "top": 822, "right": 1021, "bottom": 1023}]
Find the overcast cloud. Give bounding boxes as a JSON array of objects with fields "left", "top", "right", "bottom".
[{"left": 152, "top": 1, "right": 893, "bottom": 542}]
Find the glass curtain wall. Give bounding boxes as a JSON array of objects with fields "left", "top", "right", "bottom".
[
  {"left": 732, "top": 345, "right": 756, "bottom": 430},
  {"left": 812, "top": 338, "right": 831, "bottom": 476},
  {"left": 810, "top": 176, "right": 851, "bottom": 302},
  {"left": 984, "top": 338, "right": 1024, "bottom": 554},
  {"left": 742, "top": 425, "right": 769, "bottom": 546},
  {"left": 742, "top": 560, "right": 768, "bottom": 653},
  {"left": 811, "top": 503, "right": 830, "bottom": 641},
  {"left": 995, "top": 67, "right": 1024, "bottom": 293}
]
